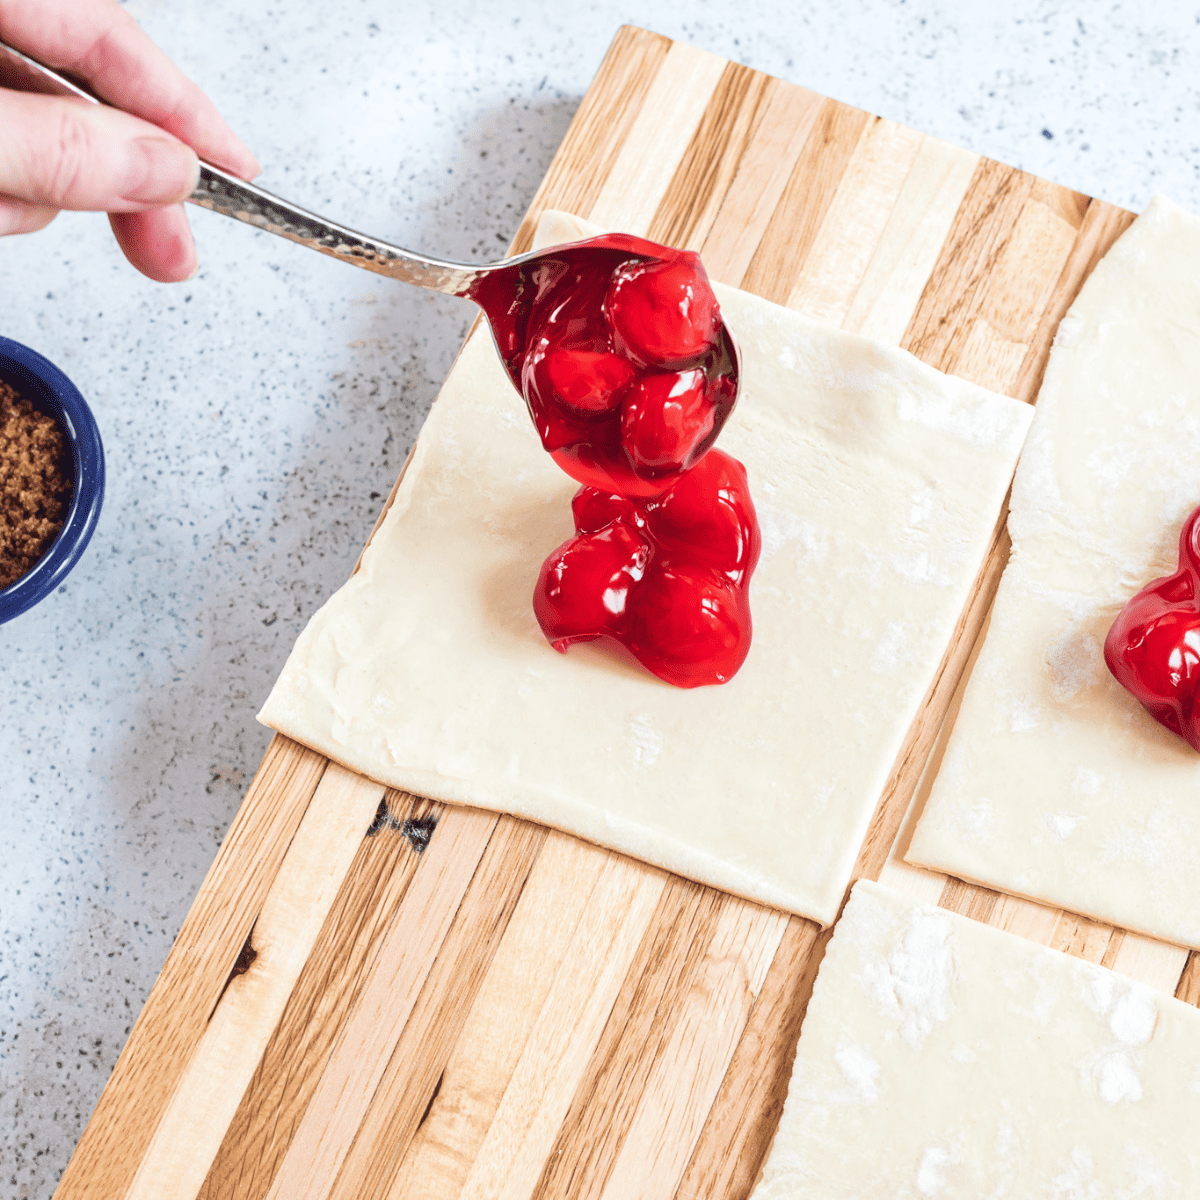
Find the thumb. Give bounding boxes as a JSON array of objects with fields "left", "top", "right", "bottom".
[{"left": 0, "top": 89, "right": 199, "bottom": 212}]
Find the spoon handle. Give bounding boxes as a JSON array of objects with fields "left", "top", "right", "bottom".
[
  {"left": 187, "top": 165, "right": 480, "bottom": 292},
  {"left": 0, "top": 38, "right": 504, "bottom": 293}
]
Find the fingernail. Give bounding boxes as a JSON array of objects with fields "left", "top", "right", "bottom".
[{"left": 122, "top": 138, "right": 200, "bottom": 205}]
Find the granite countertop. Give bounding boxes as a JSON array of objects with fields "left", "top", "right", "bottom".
[{"left": 3, "top": 1, "right": 1199, "bottom": 1194}]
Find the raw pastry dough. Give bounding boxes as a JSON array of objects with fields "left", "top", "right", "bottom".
[
  {"left": 259, "top": 211, "right": 1031, "bottom": 926},
  {"left": 908, "top": 195, "right": 1200, "bottom": 949},
  {"left": 751, "top": 880, "right": 1200, "bottom": 1198}
]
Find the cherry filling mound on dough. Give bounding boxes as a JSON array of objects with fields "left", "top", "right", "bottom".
[
  {"left": 1105, "top": 500, "right": 1200, "bottom": 751},
  {"left": 470, "top": 234, "right": 759, "bottom": 687}
]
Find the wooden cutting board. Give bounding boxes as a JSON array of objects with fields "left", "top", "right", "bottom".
[{"left": 53, "top": 25, "right": 1200, "bottom": 1200}]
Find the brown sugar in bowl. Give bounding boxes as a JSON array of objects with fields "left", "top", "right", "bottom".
[
  {"left": 0, "top": 377, "right": 74, "bottom": 588},
  {"left": 0, "top": 337, "right": 104, "bottom": 623}
]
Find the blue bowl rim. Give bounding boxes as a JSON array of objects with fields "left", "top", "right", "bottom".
[{"left": 0, "top": 335, "right": 105, "bottom": 624}]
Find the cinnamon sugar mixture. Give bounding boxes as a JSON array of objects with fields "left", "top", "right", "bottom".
[{"left": 0, "top": 379, "right": 73, "bottom": 589}]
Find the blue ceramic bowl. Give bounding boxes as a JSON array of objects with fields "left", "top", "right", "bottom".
[{"left": 0, "top": 337, "right": 104, "bottom": 624}]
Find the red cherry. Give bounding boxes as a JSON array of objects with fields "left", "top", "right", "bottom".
[
  {"left": 1105, "top": 504, "right": 1200, "bottom": 750},
  {"left": 626, "top": 563, "right": 751, "bottom": 688},
  {"left": 645, "top": 449, "right": 760, "bottom": 580},
  {"left": 524, "top": 375, "right": 594, "bottom": 452},
  {"left": 571, "top": 487, "right": 641, "bottom": 534},
  {"left": 526, "top": 341, "right": 638, "bottom": 415},
  {"left": 533, "top": 523, "right": 649, "bottom": 650},
  {"left": 468, "top": 231, "right": 757, "bottom": 689},
  {"left": 604, "top": 255, "right": 720, "bottom": 369},
  {"left": 620, "top": 368, "right": 715, "bottom": 474},
  {"left": 533, "top": 451, "right": 759, "bottom": 687},
  {"left": 1106, "top": 595, "right": 1200, "bottom": 746},
  {"left": 549, "top": 443, "right": 684, "bottom": 500}
]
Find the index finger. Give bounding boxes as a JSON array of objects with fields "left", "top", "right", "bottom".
[{"left": 0, "top": 0, "right": 260, "bottom": 179}]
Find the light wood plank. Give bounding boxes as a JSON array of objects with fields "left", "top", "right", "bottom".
[
  {"left": 784, "top": 118, "right": 925, "bottom": 325},
  {"left": 648, "top": 62, "right": 776, "bottom": 252},
  {"left": 902, "top": 159, "right": 1035, "bottom": 381},
  {"left": 1176, "top": 952, "right": 1200, "bottom": 1007},
  {"left": 740, "top": 99, "right": 873, "bottom": 304},
  {"left": 382, "top": 833, "right": 615, "bottom": 1200},
  {"left": 841, "top": 136, "right": 980, "bottom": 343},
  {"left": 124, "top": 764, "right": 386, "bottom": 1200},
  {"left": 698, "top": 80, "right": 824, "bottom": 286},
  {"left": 53, "top": 736, "right": 327, "bottom": 1200},
  {"left": 198, "top": 794, "right": 440, "bottom": 1200},
  {"left": 951, "top": 315, "right": 1033, "bottom": 393},
  {"left": 1108, "top": 930, "right": 1190, "bottom": 995},
  {"left": 588, "top": 41, "right": 728, "bottom": 234},
  {"left": 597, "top": 901, "right": 786, "bottom": 1200},
  {"left": 673, "top": 917, "right": 825, "bottom": 1200},
  {"left": 263, "top": 805, "right": 499, "bottom": 1200},
  {"left": 455, "top": 857, "right": 666, "bottom": 1200},
  {"left": 326, "top": 817, "right": 547, "bottom": 1200},
  {"left": 990, "top": 891, "right": 1060, "bottom": 946},
  {"left": 527, "top": 884, "right": 784, "bottom": 1200},
  {"left": 529, "top": 879, "right": 730, "bottom": 1200},
  {"left": 1010, "top": 197, "right": 1136, "bottom": 403}
]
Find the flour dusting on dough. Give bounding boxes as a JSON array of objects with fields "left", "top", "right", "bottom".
[
  {"left": 1045, "top": 812, "right": 1083, "bottom": 841},
  {"left": 628, "top": 714, "right": 662, "bottom": 768},
  {"left": 756, "top": 502, "right": 827, "bottom": 568},
  {"left": 1051, "top": 1147, "right": 1098, "bottom": 1197},
  {"left": 861, "top": 908, "right": 953, "bottom": 1047},
  {"left": 834, "top": 1040, "right": 881, "bottom": 1104},
  {"left": 1081, "top": 1048, "right": 1143, "bottom": 1104},
  {"left": 916, "top": 1145, "right": 958, "bottom": 1196},
  {"left": 1075, "top": 968, "right": 1157, "bottom": 1105}
]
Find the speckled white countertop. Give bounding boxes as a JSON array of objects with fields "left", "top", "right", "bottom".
[{"left": 2, "top": 1, "right": 1199, "bottom": 1195}]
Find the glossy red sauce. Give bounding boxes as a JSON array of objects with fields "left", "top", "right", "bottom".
[
  {"left": 534, "top": 449, "right": 760, "bottom": 687},
  {"left": 468, "top": 234, "right": 758, "bottom": 687},
  {"left": 1105, "top": 502, "right": 1200, "bottom": 750}
]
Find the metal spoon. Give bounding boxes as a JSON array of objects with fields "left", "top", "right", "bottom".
[
  {"left": 0, "top": 37, "right": 740, "bottom": 410},
  {"left": 0, "top": 37, "right": 543, "bottom": 295}
]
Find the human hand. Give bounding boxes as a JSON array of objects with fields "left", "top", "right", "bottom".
[{"left": 0, "top": 0, "right": 260, "bottom": 282}]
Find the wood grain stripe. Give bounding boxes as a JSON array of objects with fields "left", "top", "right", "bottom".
[
  {"left": 455, "top": 857, "right": 666, "bottom": 1200},
  {"left": 784, "top": 118, "right": 925, "bottom": 325},
  {"left": 739, "top": 99, "right": 873, "bottom": 305},
  {"left": 525, "top": 883, "right": 782, "bottom": 1200},
  {"left": 197, "top": 794, "right": 442, "bottom": 1200},
  {"left": 698, "top": 79, "right": 824, "bottom": 287},
  {"left": 124, "top": 763, "right": 386, "bottom": 1200},
  {"left": 1176, "top": 952, "right": 1200, "bottom": 1007},
  {"left": 509, "top": 26, "right": 672, "bottom": 256},
  {"left": 901, "top": 158, "right": 1034, "bottom": 379},
  {"left": 328, "top": 817, "right": 547, "bottom": 1200},
  {"left": 673, "top": 917, "right": 825, "bottom": 1200},
  {"left": 588, "top": 41, "right": 729, "bottom": 235},
  {"left": 596, "top": 899, "right": 786, "bottom": 1200},
  {"left": 1009, "top": 197, "right": 1136, "bottom": 403},
  {"left": 52, "top": 735, "right": 328, "bottom": 1200},
  {"left": 647, "top": 61, "right": 776, "bottom": 252},
  {"left": 840, "top": 136, "right": 980, "bottom": 344},
  {"left": 946, "top": 180, "right": 1083, "bottom": 393},
  {"left": 530, "top": 879, "right": 728, "bottom": 1200},
  {"left": 1106, "top": 930, "right": 1187, "bottom": 994},
  {"left": 381, "top": 833, "right": 617, "bottom": 1200},
  {"left": 263, "top": 804, "right": 499, "bottom": 1200},
  {"left": 898, "top": 164, "right": 1088, "bottom": 395}
]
